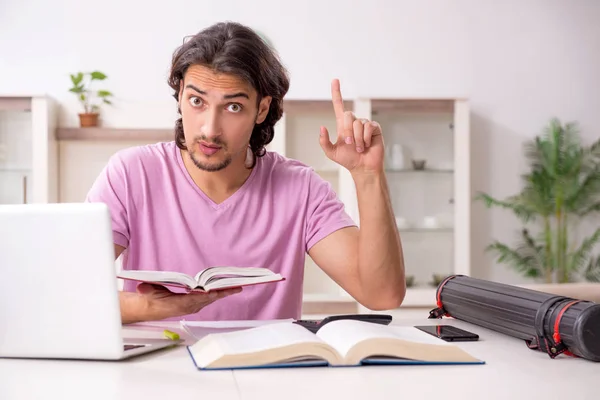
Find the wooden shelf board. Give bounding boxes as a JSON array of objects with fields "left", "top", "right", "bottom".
[
  {"left": 371, "top": 99, "right": 454, "bottom": 114},
  {"left": 0, "top": 167, "right": 31, "bottom": 173},
  {"left": 57, "top": 127, "right": 174, "bottom": 141},
  {"left": 0, "top": 97, "right": 32, "bottom": 112},
  {"left": 283, "top": 99, "right": 352, "bottom": 113}
]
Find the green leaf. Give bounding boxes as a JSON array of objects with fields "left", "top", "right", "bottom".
[
  {"left": 79, "top": 93, "right": 86, "bottom": 102},
  {"left": 90, "top": 71, "right": 107, "bottom": 80},
  {"left": 581, "top": 138, "right": 600, "bottom": 170},
  {"left": 102, "top": 99, "right": 112, "bottom": 105},
  {"left": 70, "top": 72, "right": 83, "bottom": 86},
  {"left": 97, "top": 90, "right": 112, "bottom": 97},
  {"left": 69, "top": 87, "right": 84, "bottom": 94},
  {"left": 578, "top": 201, "right": 600, "bottom": 216},
  {"left": 584, "top": 256, "right": 600, "bottom": 282},
  {"left": 475, "top": 192, "right": 537, "bottom": 222},
  {"left": 568, "top": 174, "right": 600, "bottom": 214},
  {"left": 568, "top": 228, "right": 600, "bottom": 274},
  {"left": 486, "top": 240, "right": 543, "bottom": 278}
]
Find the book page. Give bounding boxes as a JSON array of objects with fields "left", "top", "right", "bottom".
[
  {"left": 188, "top": 322, "right": 341, "bottom": 368},
  {"left": 316, "top": 320, "right": 402, "bottom": 358},
  {"left": 208, "top": 322, "right": 325, "bottom": 354},
  {"left": 117, "top": 270, "right": 197, "bottom": 288},
  {"left": 316, "top": 320, "right": 478, "bottom": 364},
  {"left": 203, "top": 274, "right": 282, "bottom": 291},
  {"left": 195, "top": 266, "right": 277, "bottom": 285}
]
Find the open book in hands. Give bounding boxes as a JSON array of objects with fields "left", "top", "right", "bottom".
[
  {"left": 187, "top": 320, "right": 484, "bottom": 370},
  {"left": 117, "top": 266, "right": 284, "bottom": 293}
]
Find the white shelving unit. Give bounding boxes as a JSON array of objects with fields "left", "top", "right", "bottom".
[
  {"left": 0, "top": 96, "right": 58, "bottom": 205},
  {"left": 269, "top": 98, "right": 471, "bottom": 312}
]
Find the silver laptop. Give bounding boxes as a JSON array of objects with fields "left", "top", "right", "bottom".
[{"left": 0, "top": 202, "right": 180, "bottom": 360}]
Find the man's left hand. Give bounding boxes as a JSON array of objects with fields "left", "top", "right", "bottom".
[{"left": 319, "top": 79, "right": 385, "bottom": 175}]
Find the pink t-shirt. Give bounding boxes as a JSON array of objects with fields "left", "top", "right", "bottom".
[{"left": 85, "top": 141, "right": 356, "bottom": 321}]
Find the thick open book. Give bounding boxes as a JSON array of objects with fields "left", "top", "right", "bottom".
[
  {"left": 187, "top": 320, "right": 484, "bottom": 370},
  {"left": 117, "top": 266, "right": 284, "bottom": 293}
]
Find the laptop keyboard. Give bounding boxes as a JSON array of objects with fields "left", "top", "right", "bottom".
[{"left": 124, "top": 344, "right": 147, "bottom": 351}]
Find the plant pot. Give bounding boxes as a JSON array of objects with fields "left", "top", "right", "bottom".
[{"left": 78, "top": 113, "right": 99, "bottom": 127}]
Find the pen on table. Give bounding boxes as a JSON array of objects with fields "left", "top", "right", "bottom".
[{"left": 163, "top": 329, "right": 180, "bottom": 341}]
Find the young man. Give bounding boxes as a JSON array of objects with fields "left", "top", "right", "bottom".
[{"left": 86, "top": 21, "right": 406, "bottom": 324}]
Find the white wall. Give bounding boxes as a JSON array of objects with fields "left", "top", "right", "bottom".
[{"left": 2, "top": 0, "right": 600, "bottom": 284}]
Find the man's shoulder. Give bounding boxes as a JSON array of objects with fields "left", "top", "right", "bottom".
[
  {"left": 258, "top": 151, "right": 337, "bottom": 201},
  {"left": 260, "top": 151, "right": 319, "bottom": 180},
  {"left": 109, "top": 141, "right": 177, "bottom": 171}
]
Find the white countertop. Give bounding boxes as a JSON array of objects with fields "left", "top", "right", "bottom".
[{"left": 0, "top": 318, "right": 596, "bottom": 400}]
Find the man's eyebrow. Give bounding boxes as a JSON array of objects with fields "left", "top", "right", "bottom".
[
  {"left": 185, "top": 84, "right": 249, "bottom": 100},
  {"left": 185, "top": 84, "right": 206, "bottom": 95},
  {"left": 223, "top": 92, "right": 250, "bottom": 100}
]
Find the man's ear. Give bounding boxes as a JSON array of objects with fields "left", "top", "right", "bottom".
[{"left": 256, "top": 96, "right": 272, "bottom": 124}]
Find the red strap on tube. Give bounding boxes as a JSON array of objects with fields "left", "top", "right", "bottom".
[
  {"left": 552, "top": 300, "right": 581, "bottom": 357},
  {"left": 436, "top": 275, "right": 457, "bottom": 310}
]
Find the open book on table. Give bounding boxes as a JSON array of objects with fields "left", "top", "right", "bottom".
[
  {"left": 117, "top": 266, "right": 284, "bottom": 293},
  {"left": 186, "top": 320, "right": 484, "bottom": 370}
]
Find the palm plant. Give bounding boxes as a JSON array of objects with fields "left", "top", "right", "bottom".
[{"left": 477, "top": 118, "right": 600, "bottom": 283}]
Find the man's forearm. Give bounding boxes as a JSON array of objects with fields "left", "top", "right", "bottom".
[
  {"left": 119, "top": 291, "right": 150, "bottom": 324},
  {"left": 353, "top": 170, "right": 406, "bottom": 308}
]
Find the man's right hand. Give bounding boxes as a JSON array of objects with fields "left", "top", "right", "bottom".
[
  {"left": 119, "top": 284, "right": 242, "bottom": 324},
  {"left": 114, "top": 244, "right": 242, "bottom": 324}
]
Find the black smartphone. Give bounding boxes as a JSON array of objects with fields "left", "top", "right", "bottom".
[{"left": 415, "top": 324, "right": 479, "bottom": 342}]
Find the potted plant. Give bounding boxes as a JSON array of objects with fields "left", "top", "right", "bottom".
[
  {"left": 68, "top": 71, "right": 113, "bottom": 127},
  {"left": 476, "top": 118, "right": 600, "bottom": 286}
]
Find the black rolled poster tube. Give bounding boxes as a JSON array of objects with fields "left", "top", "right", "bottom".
[{"left": 429, "top": 275, "right": 600, "bottom": 362}]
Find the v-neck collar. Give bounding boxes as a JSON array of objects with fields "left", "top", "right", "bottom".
[{"left": 175, "top": 144, "right": 260, "bottom": 211}]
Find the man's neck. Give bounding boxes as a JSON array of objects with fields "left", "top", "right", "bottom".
[{"left": 180, "top": 149, "right": 254, "bottom": 204}]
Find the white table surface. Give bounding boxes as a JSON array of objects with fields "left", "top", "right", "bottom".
[{"left": 0, "top": 317, "right": 596, "bottom": 400}]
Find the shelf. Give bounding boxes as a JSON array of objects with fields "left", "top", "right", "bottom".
[
  {"left": 0, "top": 97, "right": 32, "bottom": 112},
  {"left": 283, "top": 99, "right": 352, "bottom": 113},
  {"left": 57, "top": 127, "right": 173, "bottom": 141},
  {"left": 371, "top": 99, "right": 455, "bottom": 114},
  {"left": 0, "top": 167, "right": 31, "bottom": 173}
]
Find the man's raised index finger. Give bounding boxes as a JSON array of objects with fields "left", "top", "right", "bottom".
[{"left": 331, "top": 79, "right": 345, "bottom": 118}]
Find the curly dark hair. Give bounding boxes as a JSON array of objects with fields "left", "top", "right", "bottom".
[{"left": 167, "top": 22, "right": 290, "bottom": 167}]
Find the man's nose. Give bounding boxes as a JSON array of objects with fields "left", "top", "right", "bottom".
[{"left": 201, "top": 109, "right": 223, "bottom": 139}]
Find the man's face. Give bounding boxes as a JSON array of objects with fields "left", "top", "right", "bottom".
[{"left": 179, "top": 65, "right": 271, "bottom": 172}]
